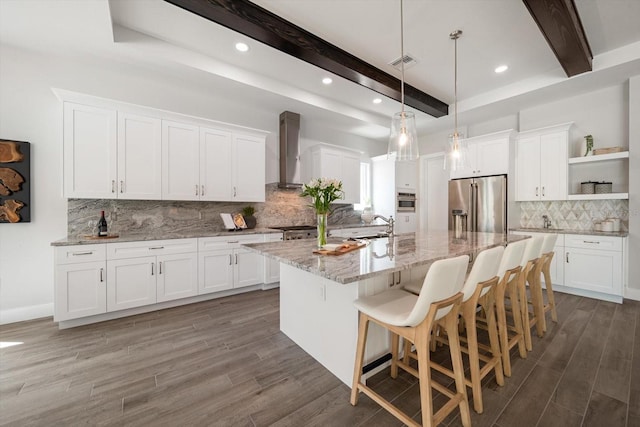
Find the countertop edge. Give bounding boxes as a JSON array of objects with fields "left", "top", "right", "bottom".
[{"left": 509, "top": 228, "right": 628, "bottom": 238}]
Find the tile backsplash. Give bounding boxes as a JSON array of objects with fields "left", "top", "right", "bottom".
[
  {"left": 67, "top": 183, "right": 362, "bottom": 237},
  {"left": 519, "top": 199, "right": 629, "bottom": 231}
]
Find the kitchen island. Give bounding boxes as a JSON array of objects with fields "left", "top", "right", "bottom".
[{"left": 244, "top": 231, "right": 528, "bottom": 386}]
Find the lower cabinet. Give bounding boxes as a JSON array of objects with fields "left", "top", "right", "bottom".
[
  {"left": 107, "top": 256, "right": 157, "bottom": 311},
  {"left": 264, "top": 233, "right": 283, "bottom": 284},
  {"left": 198, "top": 235, "right": 264, "bottom": 295}
]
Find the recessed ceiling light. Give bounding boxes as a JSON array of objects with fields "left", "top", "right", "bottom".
[
  {"left": 495, "top": 65, "right": 508, "bottom": 73},
  {"left": 373, "top": 98, "right": 382, "bottom": 104},
  {"left": 322, "top": 77, "right": 333, "bottom": 85},
  {"left": 235, "top": 42, "right": 249, "bottom": 52}
]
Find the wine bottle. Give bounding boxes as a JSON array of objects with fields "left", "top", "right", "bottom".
[{"left": 97, "top": 211, "right": 108, "bottom": 237}]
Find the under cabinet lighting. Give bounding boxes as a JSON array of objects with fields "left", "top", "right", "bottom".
[{"left": 235, "top": 42, "right": 250, "bottom": 52}]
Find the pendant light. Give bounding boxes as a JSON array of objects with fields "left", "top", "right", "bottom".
[
  {"left": 445, "top": 29, "right": 468, "bottom": 171},
  {"left": 387, "top": 0, "right": 418, "bottom": 162}
]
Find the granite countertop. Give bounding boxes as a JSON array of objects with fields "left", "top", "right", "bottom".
[
  {"left": 51, "top": 228, "right": 282, "bottom": 246},
  {"left": 327, "top": 223, "right": 389, "bottom": 230},
  {"left": 243, "top": 231, "right": 529, "bottom": 284},
  {"left": 509, "top": 227, "right": 628, "bottom": 238}
]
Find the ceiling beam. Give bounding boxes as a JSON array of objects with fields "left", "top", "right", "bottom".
[
  {"left": 523, "top": 0, "right": 593, "bottom": 77},
  {"left": 164, "top": 0, "right": 449, "bottom": 118}
]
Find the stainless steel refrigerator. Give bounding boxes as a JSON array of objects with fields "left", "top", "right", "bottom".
[{"left": 448, "top": 175, "right": 507, "bottom": 234}]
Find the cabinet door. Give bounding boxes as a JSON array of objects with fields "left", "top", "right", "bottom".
[
  {"left": 341, "top": 153, "right": 361, "bottom": 204},
  {"left": 449, "top": 142, "right": 476, "bottom": 180},
  {"left": 162, "top": 120, "right": 200, "bottom": 200},
  {"left": 396, "top": 160, "right": 417, "bottom": 189},
  {"left": 395, "top": 213, "right": 417, "bottom": 233},
  {"left": 107, "top": 256, "right": 157, "bottom": 311},
  {"left": 232, "top": 134, "right": 265, "bottom": 202},
  {"left": 264, "top": 234, "right": 283, "bottom": 285},
  {"left": 234, "top": 248, "right": 264, "bottom": 288},
  {"left": 565, "top": 248, "right": 622, "bottom": 296},
  {"left": 156, "top": 253, "right": 198, "bottom": 302},
  {"left": 539, "top": 132, "right": 567, "bottom": 200},
  {"left": 318, "top": 149, "right": 342, "bottom": 180},
  {"left": 515, "top": 136, "right": 541, "bottom": 201},
  {"left": 476, "top": 137, "right": 508, "bottom": 176},
  {"left": 198, "top": 250, "right": 234, "bottom": 295},
  {"left": 63, "top": 103, "right": 117, "bottom": 198},
  {"left": 55, "top": 261, "right": 106, "bottom": 321},
  {"left": 425, "top": 155, "right": 449, "bottom": 232},
  {"left": 117, "top": 112, "right": 162, "bottom": 200},
  {"left": 200, "top": 127, "right": 233, "bottom": 201}
]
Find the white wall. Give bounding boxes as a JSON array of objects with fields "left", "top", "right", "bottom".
[
  {"left": 628, "top": 76, "right": 640, "bottom": 295},
  {"left": 0, "top": 44, "right": 383, "bottom": 323}
]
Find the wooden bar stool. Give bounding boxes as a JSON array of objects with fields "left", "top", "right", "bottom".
[
  {"left": 350, "top": 255, "right": 471, "bottom": 427},
  {"left": 519, "top": 236, "right": 545, "bottom": 351},
  {"left": 405, "top": 246, "right": 505, "bottom": 414},
  {"left": 538, "top": 234, "right": 559, "bottom": 330},
  {"left": 493, "top": 239, "right": 528, "bottom": 377}
]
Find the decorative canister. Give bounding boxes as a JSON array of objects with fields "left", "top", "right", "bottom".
[
  {"left": 594, "top": 181, "right": 612, "bottom": 194},
  {"left": 580, "top": 181, "right": 596, "bottom": 194},
  {"left": 608, "top": 218, "right": 621, "bottom": 232}
]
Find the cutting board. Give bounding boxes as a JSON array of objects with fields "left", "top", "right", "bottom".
[
  {"left": 313, "top": 242, "right": 367, "bottom": 256},
  {"left": 83, "top": 234, "right": 120, "bottom": 240}
]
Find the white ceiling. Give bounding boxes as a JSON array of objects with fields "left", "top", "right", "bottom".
[{"left": 1, "top": 0, "right": 640, "bottom": 142}]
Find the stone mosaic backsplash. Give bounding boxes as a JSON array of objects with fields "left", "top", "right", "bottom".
[
  {"left": 519, "top": 199, "right": 629, "bottom": 231},
  {"left": 68, "top": 183, "right": 362, "bottom": 237}
]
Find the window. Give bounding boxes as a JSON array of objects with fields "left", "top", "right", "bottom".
[{"left": 354, "top": 161, "right": 371, "bottom": 211}]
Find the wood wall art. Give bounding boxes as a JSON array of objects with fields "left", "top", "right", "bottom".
[{"left": 0, "top": 139, "right": 30, "bottom": 223}]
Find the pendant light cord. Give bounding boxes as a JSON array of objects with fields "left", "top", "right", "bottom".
[
  {"left": 450, "top": 30, "right": 462, "bottom": 139},
  {"left": 400, "top": 0, "right": 405, "bottom": 114}
]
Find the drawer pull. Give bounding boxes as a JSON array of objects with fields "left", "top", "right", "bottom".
[
  {"left": 566, "top": 252, "right": 569, "bottom": 263},
  {"left": 99, "top": 268, "right": 104, "bottom": 282},
  {"left": 395, "top": 271, "right": 402, "bottom": 285},
  {"left": 149, "top": 246, "right": 164, "bottom": 250},
  {"left": 72, "top": 251, "right": 93, "bottom": 256},
  {"left": 583, "top": 240, "right": 600, "bottom": 244},
  {"left": 227, "top": 241, "right": 239, "bottom": 244}
]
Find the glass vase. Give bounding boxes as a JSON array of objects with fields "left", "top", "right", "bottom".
[{"left": 317, "top": 212, "right": 328, "bottom": 248}]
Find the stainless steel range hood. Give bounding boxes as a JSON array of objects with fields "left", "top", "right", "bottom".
[{"left": 278, "top": 111, "right": 303, "bottom": 189}]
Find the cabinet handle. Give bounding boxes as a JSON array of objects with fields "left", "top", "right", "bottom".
[
  {"left": 542, "top": 186, "right": 545, "bottom": 197},
  {"left": 151, "top": 262, "right": 155, "bottom": 275},
  {"left": 566, "top": 252, "right": 569, "bottom": 263},
  {"left": 388, "top": 273, "right": 394, "bottom": 287},
  {"left": 535, "top": 187, "right": 539, "bottom": 197},
  {"left": 111, "top": 180, "right": 116, "bottom": 193},
  {"left": 159, "top": 262, "right": 163, "bottom": 275},
  {"left": 149, "top": 246, "right": 164, "bottom": 250},
  {"left": 201, "top": 185, "right": 205, "bottom": 196},
  {"left": 229, "top": 254, "right": 232, "bottom": 265},
  {"left": 195, "top": 185, "right": 199, "bottom": 196},
  {"left": 99, "top": 268, "right": 104, "bottom": 282},
  {"left": 227, "top": 241, "right": 239, "bottom": 244},
  {"left": 233, "top": 186, "right": 237, "bottom": 197},
  {"left": 583, "top": 240, "right": 600, "bottom": 244},
  {"left": 235, "top": 254, "right": 238, "bottom": 264},
  {"left": 72, "top": 251, "right": 93, "bottom": 256},
  {"left": 120, "top": 180, "right": 124, "bottom": 193},
  {"left": 395, "top": 271, "right": 402, "bottom": 285}
]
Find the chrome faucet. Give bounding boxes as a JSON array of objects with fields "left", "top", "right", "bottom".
[
  {"left": 542, "top": 215, "right": 552, "bottom": 229},
  {"left": 373, "top": 214, "right": 395, "bottom": 235}
]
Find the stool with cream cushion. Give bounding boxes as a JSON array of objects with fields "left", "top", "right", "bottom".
[
  {"left": 350, "top": 255, "right": 471, "bottom": 427},
  {"left": 538, "top": 234, "right": 559, "bottom": 330},
  {"left": 519, "top": 235, "right": 545, "bottom": 351},
  {"left": 493, "top": 239, "right": 528, "bottom": 377},
  {"left": 404, "top": 246, "right": 505, "bottom": 414}
]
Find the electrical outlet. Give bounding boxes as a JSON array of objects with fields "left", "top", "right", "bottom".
[{"left": 111, "top": 211, "right": 117, "bottom": 221}]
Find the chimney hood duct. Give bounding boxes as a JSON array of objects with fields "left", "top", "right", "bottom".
[{"left": 278, "top": 111, "right": 303, "bottom": 189}]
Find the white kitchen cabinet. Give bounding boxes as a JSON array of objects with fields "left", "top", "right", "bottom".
[
  {"left": 395, "top": 213, "right": 417, "bottom": 234},
  {"left": 54, "top": 244, "right": 107, "bottom": 322},
  {"left": 370, "top": 154, "right": 417, "bottom": 233},
  {"left": 309, "top": 145, "right": 361, "bottom": 204},
  {"left": 198, "top": 235, "right": 264, "bottom": 295},
  {"left": 449, "top": 130, "right": 513, "bottom": 180},
  {"left": 107, "top": 239, "right": 198, "bottom": 311},
  {"left": 395, "top": 160, "right": 418, "bottom": 189},
  {"left": 162, "top": 120, "right": 200, "bottom": 200},
  {"left": 233, "top": 134, "right": 266, "bottom": 202},
  {"left": 264, "top": 233, "right": 284, "bottom": 285},
  {"left": 515, "top": 123, "right": 572, "bottom": 201},
  {"left": 63, "top": 102, "right": 117, "bottom": 198},
  {"left": 200, "top": 127, "right": 233, "bottom": 201},
  {"left": 117, "top": 112, "right": 162, "bottom": 199}
]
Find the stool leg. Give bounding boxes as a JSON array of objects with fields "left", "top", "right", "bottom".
[
  {"left": 462, "top": 303, "right": 483, "bottom": 414},
  {"left": 527, "top": 267, "right": 546, "bottom": 337},
  {"left": 403, "top": 338, "right": 412, "bottom": 365},
  {"left": 483, "top": 292, "right": 504, "bottom": 386},
  {"left": 519, "top": 268, "right": 533, "bottom": 351},
  {"left": 495, "top": 285, "right": 512, "bottom": 377},
  {"left": 415, "top": 324, "right": 436, "bottom": 427},
  {"left": 507, "top": 280, "right": 527, "bottom": 359},
  {"left": 542, "top": 258, "right": 558, "bottom": 323},
  {"left": 444, "top": 311, "right": 471, "bottom": 427},
  {"left": 350, "top": 312, "right": 369, "bottom": 406},
  {"left": 391, "top": 333, "right": 400, "bottom": 379}
]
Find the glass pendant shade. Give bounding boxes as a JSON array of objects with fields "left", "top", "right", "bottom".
[
  {"left": 445, "top": 131, "right": 468, "bottom": 171},
  {"left": 388, "top": 111, "right": 418, "bottom": 161}
]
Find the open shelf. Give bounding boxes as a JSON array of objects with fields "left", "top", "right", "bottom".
[
  {"left": 568, "top": 151, "right": 629, "bottom": 164},
  {"left": 567, "top": 193, "right": 628, "bottom": 201}
]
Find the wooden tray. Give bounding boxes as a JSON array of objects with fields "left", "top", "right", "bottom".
[
  {"left": 83, "top": 234, "right": 120, "bottom": 240},
  {"left": 313, "top": 242, "right": 367, "bottom": 256},
  {"left": 593, "top": 146, "right": 623, "bottom": 155}
]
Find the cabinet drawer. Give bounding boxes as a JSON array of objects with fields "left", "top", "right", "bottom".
[
  {"left": 56, "top": 244, "right": 107, "bottom": 265},
  {"left": 199, "top": 234, "right": 264, "bottom": 251},
  {"left": 107, "top": 238, "right": 198, "bottom": 259},
  {"left": 564, "top": 234, "right": 622, "bottom": 251}
]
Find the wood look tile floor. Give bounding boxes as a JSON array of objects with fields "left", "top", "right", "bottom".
[{"left": 1, "top": 289, "right": 639, "bottom": 426}]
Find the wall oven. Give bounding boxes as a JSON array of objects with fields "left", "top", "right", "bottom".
[{"left": 397, "top": 191, "right": 416, "bottom": 213}]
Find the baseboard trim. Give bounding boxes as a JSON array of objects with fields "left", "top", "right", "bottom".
[
  {"left": 624, "top": 287, "right": 640, "bottom": 302},
  {"left": 0, "top": 303, "right": 54, "bottom": 325}
]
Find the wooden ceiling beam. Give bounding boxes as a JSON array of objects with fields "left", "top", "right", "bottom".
[
  {"left": 523, "top": 0, "right": 593, "bottom": 77},
  {"left": 164, "top": 0, "right": 449, "bottom": 118}
]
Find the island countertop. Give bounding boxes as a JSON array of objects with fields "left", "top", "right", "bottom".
[{"left": 243, "top": 231, "right": 529, "bottom": 284}]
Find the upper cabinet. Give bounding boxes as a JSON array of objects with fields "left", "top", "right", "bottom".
[
  {"left": 308, "top": 145, "right": 361, "bottom": 205},
  {"left": 449, "top": 130, "right": 514, "bottom": 180},
  {"left": 515, "top": 123, "right": 572, "bottom": 201},
  {"left": 60, "top": 92, "right": 267, "bottom": 202}
]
